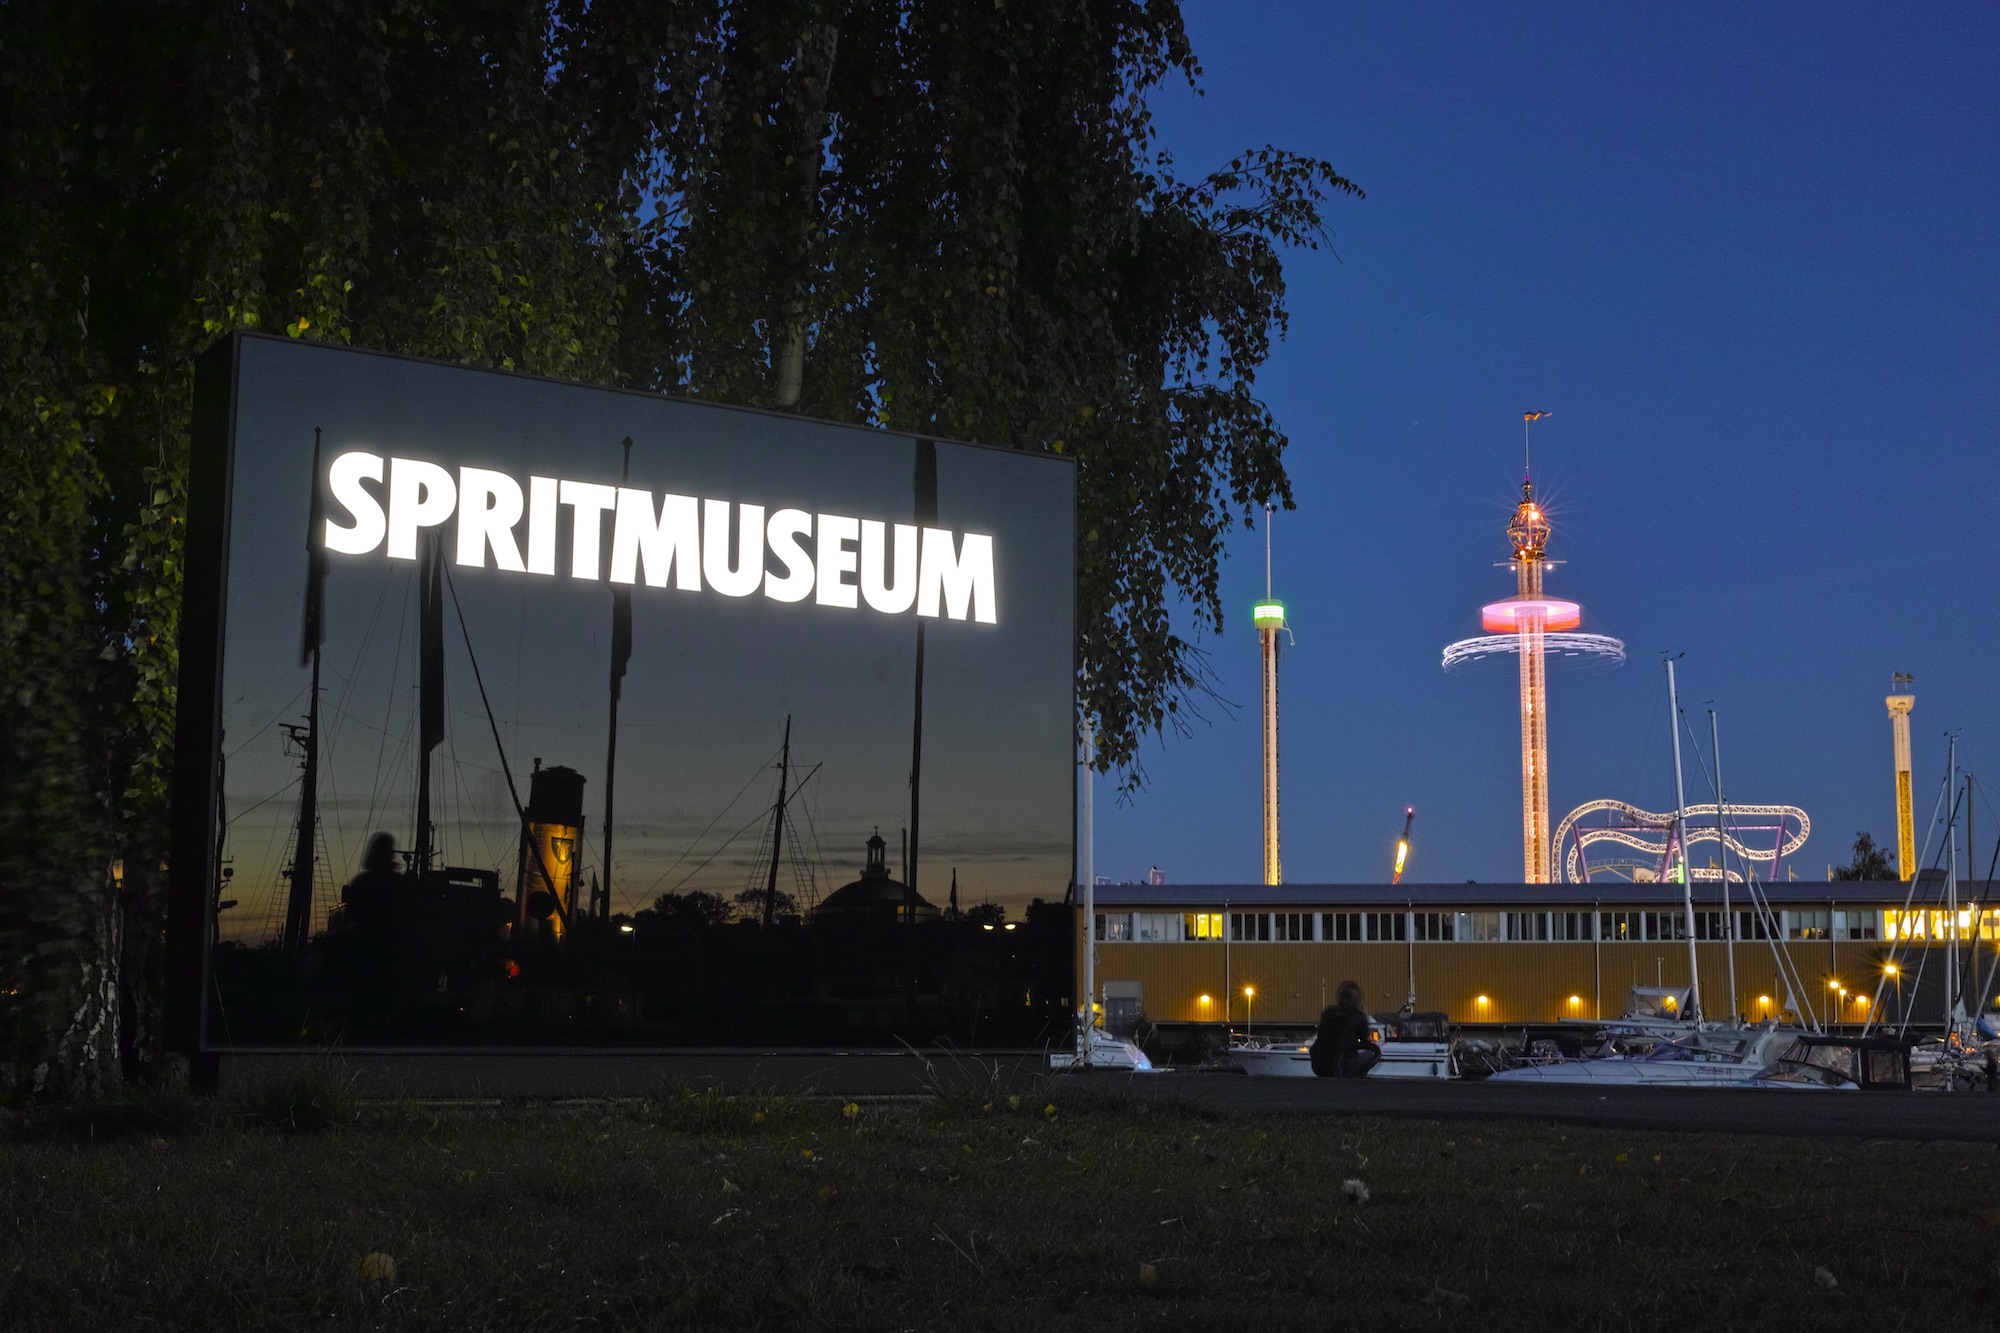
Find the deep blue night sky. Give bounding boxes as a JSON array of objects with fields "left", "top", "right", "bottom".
[{"left": 1097, "top": 5, "right": 2000, "bottom": 886}]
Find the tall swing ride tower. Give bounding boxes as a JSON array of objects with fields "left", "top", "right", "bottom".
[
  {"left": 1252, "top": 506, "right": 1287, "bottom": 886},
  {"left": 1443, "top": 414, "right": 1624, "bottom": 882}
]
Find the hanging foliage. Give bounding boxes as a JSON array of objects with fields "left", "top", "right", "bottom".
[{"left": 0, "top": 0, "right": 1354, "bottom": 1094}]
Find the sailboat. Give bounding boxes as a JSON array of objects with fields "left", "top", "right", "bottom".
[{"left": 1492, "top": 664, "right": 1809, "bottom": 1086}]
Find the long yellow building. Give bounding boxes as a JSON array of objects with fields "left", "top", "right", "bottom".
[{"left": 1087, "top": 879, "right": 1996, "bottom": 1030}]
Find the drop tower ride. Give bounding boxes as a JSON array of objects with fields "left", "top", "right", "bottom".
[{"left": 1252, "top": 506, "right": 1287, "bottom": 886}]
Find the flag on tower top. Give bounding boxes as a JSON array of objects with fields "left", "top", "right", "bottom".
[{"left": 1524, "top": 410, "right": 1552, "bottom": 421}]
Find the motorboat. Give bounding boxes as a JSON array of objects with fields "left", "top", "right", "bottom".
[
  {"left": 1050, "top": 1027, "right": 1159, "bottom": 1072},
  {"left": 1740, "top": 1034, "right": 1913, "bottom": 1091},
  {"left": 1486, "top": 1023, "right": 1801, "bottom": 1086},
  {"left": 1229, "top": 1012, "right": 1457, "bottom": 1080}
]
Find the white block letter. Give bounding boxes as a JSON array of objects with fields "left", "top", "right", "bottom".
[
  {"left": 559, "top": 479, "right": 619, "bottom": 580},
  {"left": 860, "top": 520, "right": 919, "bottom": 614},
  {"left": 764, "top": 509, "right": 815, "bottom": 603},
  {"left": 609, "top": 487, "right": 700, "bottom": 589},
  {"left": 386, "top": 457, "right": 457, "bottom": 560},
  {"left": 702, "top": 499, "right": 764, "bottom": 598},
  {"left": 526, "top": 476, "right": 558, "bottom": 575},
  {"left": 815, "top": 513, "right": 860, "bottom": 608},
  {"left": 917, "top": 529, "right": 997, "bottom": 623},
  {"left": 324, "top": 451, "right": 386, "bottom": 555},
  {"left": 455, "top": 467, "right": 526, "bottom": 571}
]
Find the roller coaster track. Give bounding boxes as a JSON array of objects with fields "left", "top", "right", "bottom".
[{"left": 1553, "top": 798, "right": 1810, "bottom": 885}]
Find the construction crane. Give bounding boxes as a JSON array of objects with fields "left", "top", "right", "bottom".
[{"left": 1391, "top": 806, "right": 1415, "bottom": 884}]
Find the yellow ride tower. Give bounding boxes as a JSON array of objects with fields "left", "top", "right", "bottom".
[{"left": 1887, "top": 675, "right": 1914, "bottom": 882}]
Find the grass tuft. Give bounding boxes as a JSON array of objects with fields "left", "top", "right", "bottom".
[
  {"left": 237, "top": 1056, "right": 359, "bottom": 1133},
  {"left": 643, "top": 1077, "right": 804, "bottom": 1135}
]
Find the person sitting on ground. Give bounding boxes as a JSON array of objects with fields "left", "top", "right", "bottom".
[{"left": 1310, "top": 980, "right": 1381, "bottom": 1078}]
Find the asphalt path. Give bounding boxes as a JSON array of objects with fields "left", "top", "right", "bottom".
[{"left": 1060, "top": 1070, "right": 2000, "bottom": 1144}]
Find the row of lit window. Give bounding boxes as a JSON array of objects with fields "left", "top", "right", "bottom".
[
  {"left": 1882, "top": 907, "right": 1996, "bottom": 941},
  {"left": 1095, "top": 908, "right": 1895, "bottom": 944}
]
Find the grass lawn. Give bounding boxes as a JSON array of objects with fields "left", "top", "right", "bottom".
[{"left": 3, "top": 1073, "right": 1996, "bottom": 1330}]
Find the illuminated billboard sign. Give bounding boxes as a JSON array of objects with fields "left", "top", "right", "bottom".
[{"left": 167, "top": 333, "right": 1075, "bottom": 1054}]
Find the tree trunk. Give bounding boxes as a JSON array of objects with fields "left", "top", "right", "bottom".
[{"left": 770, "top": 20, "right": 839, "bottom": 409}]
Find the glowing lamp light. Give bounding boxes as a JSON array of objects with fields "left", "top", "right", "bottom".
[
  {"left": 1251, "top": 600, "right": 1286, "bottom": 629},
  {"left": 1198, "top": 994, "right": 1212, "bottom": 1006},
  {"left": 1004, "top": 922, "right": 1017, "bottom": 931},
  {"left": 1394, "top": 840, "right": 1409, "bottom": 877},
  {"left": 1758, "top": 995, "right": 1772, "bottom": 1006},
  {"left": 1568, "top": 995, "right": 1582, "bottom": 1007},
  {"left": 1480, "top": 595, "right": 1582, "bottom": 633},
  {"left": 1243, "top": 985, "right": 1256, "bottom": 998},
  {"left": 1476, "top": 994, "right": 1489, "bottom": 1006},
  {"left": 1884, "top": 964, "right": 1898, "bottom": 978}
]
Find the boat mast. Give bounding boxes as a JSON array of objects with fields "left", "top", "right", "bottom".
[
  {"left": 908, "top": 442, "right": 937, "bottom": 939},
  {"left": 1946, "top": 735, "right": 1960, "bottom": 1027},
  {"left": 1666, "top": 656, "right": 1702, "bottom": 1020},
  {"left": 283, "top": 428, "right": 327, "bottom": 951},
  {"left": 762, "top": 717, "right": 791, "bottom": 929},
  {"left": 601, "top": 435, "right": 634, "bottom": 924},
  {"left": 414, "top": 529, "right": 445, "bottom": 873},
  {"left": 1710, "top": 709, "right": 1738, "bottom": 1023}
]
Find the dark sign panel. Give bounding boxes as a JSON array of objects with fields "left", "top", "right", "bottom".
[{"left": 172, "top": 334, "right": 1075, "bottom": 1050}]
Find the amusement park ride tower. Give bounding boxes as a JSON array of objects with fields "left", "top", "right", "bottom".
[
  {"left": 1489, "top": 472, "right": 1574, "bottom": 882},
  {"left": 1887, "top": 674, "right": 1915, "bottom": 882},
  {"left": 1444, "top": 414, "right": 1624, "bottom": 883},
  {"left": 1252, "top": 507, "right": 1287, "bottom": 886}
]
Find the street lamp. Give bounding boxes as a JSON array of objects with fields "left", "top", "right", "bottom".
[{"left": 1243, "top": 985, "right": 1256, "bottom": 1039}]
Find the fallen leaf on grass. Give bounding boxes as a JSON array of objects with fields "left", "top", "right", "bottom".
[
  {"left": 1342, "top": 1178, "right": 1370, "bottom": 1205},
  {"left": 1138, "top": 1262, "right": 1159, "bottom": 1287},
  {"left": 1814, "top": 1266, "right": 1838, "bottom": 1290},
  {"left": 358, "top": 1252, "right": 396, "bottom": 1284},
  {"left": 1424, "top": 1286, "right": 1470, "bottom": 1307}
]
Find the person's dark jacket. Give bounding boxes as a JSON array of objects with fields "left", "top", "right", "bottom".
[{"left": 1310, "top": 1001, "right": 1374, "bottom": 1077}]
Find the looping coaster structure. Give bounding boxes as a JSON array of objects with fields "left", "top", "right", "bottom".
[{"left": 1551, "top": 798, "right": 1811, "bottom": 885}]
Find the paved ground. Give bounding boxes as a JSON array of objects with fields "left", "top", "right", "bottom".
[{"left": 1062, "top": 1068, "right": 2000, "bottom": 1142}]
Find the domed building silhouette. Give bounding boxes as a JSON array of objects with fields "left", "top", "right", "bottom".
[{"left": 813, "top": 829, "right": 940, "bottom": 924}]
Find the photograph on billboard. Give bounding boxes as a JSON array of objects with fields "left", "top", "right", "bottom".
[{"left": 185, "top": 334, "right": 1076, "bottom": 1049}]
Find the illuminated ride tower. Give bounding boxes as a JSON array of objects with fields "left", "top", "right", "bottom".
[
  {"left": 1443, "top": 417, "right": 1624, "bottom": 882},
  {"left": 1252, "top": 507, "right": 1288, "bottom": 886},
  {"left": 1887, "top": 674, "right": 1915, "bottom": 882}
]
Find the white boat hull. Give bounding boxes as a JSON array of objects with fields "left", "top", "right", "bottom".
[
  {"left": 1050, "top": 1030, "right": 1159, "bottom": 1072},
  {"left": 1230, "top": 1041, "right": 1455, "bottom": 1080}
]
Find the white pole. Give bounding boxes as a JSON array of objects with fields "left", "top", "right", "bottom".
[
  {"left": 1711, "top": 710, "right": 1739, "bottom": 1024},
  {"left": 1666, "top": 658, "right": 1702, "bottom": 1021},
  {"left": 1946, "top": 735, "right": 1959, "bottom": 1031},
  {"left": 1080, "top": 714, "right": 1096, "bottom": 1065}
]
